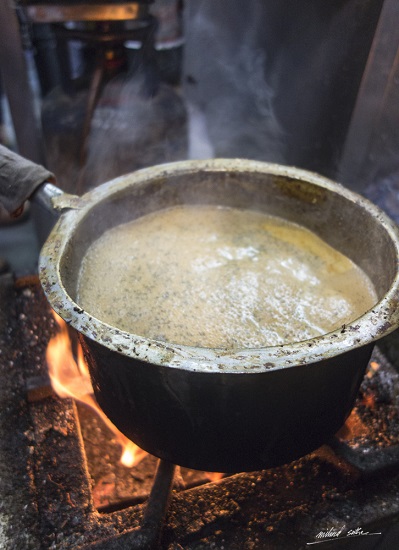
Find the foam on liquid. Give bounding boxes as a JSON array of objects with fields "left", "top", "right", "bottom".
[{"left": 77, "top": 205, "right": 377, "bottom": 349}]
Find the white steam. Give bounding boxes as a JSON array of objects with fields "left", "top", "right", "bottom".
[{"left": 183, "top": 1, "right": 284, "bottom": 162}]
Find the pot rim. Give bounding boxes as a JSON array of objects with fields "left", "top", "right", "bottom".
[{"left": 39, "top": 158, "right": 399, "bottom": 374}]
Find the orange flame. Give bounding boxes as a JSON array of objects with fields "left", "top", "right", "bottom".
[
  {"left": 46, "top": 311, "right": 147, "bottom": 467},
  {"left": 366, "top": 360, "right": 380, "bottom": 378},
  {"left": 205, "top": 472, "right": 225, "bottom": 482}
]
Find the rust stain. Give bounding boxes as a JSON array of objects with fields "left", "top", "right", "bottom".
[{"left": 275, "top": 177, "right": 327, "bottom": 204}]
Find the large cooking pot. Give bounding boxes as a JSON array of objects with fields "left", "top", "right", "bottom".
[{"left": 2, "top": 146, "right": 399, "bottom": 472}]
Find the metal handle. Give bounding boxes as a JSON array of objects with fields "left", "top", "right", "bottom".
[
  {"left": 31, "top": 182, "right": 65, "bottom": 213},
  {"left": 0, "top": 144, "right": 58, "bottom": 215}
]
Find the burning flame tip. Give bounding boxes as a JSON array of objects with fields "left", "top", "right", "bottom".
[
  {"left": 46, "top": 311, "right": 147, "bottom": 468},
  {"left": 120, "top": 441, "right": 148, "bottom": 468}
]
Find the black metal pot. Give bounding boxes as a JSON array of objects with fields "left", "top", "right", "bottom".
[{"left": 2, "top": 148, "right": 399, "bottom": 472}]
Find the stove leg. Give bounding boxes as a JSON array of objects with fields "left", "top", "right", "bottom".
[
  {"left": 137, "top": 460, "right": 176, "bottom": 549},
  {"left": 133, "top": 459, "right": 176, "bottom": 549},
  {"left": 84, "top": 459, "right": 176, "bottom": 550}
]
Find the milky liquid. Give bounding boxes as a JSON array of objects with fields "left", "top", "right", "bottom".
[{"left": 77, "top": 205, "right": 377, "bottom": 349}]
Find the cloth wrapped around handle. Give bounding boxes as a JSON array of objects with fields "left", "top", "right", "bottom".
[{"left": 0, "top": 145, "right": 55, "bottom": 216}]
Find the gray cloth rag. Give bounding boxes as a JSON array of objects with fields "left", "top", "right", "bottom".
[{"left": 0, "top": 145, "right": 55, "bottom": 215}]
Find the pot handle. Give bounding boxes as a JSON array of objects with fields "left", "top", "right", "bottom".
[{"left": 0, "top": 144, "right": 61, "bottom": 216}]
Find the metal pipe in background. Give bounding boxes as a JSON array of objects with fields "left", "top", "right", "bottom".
[
  {"left": 0, "top": 0, "right": 45, "bottom": 164},
  {"left": 338, "top": 0, "right": 399, "bottom": 192}
]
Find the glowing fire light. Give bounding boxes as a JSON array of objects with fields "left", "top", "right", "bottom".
[
  {"left": 46, "top": 311, "right": 147, "bottom": 467},
  {"left": 205, "top": 472, "right": 225, "bottom": 482},
  {"left": 46, "top": 311, "right": 225, "bottom": 480},
  {"left": 366, "top": 360, "right": 380, "bottom": 378}
]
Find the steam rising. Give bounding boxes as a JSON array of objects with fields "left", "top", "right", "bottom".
[
  {"left": 81, "top": 72, "right": 188, "bottom": 191},
  {"left": 183, "top": 1, "right": 283, "bottom": 162}
]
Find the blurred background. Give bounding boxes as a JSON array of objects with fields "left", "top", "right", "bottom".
[{"left": 0, "top": 0, "right": 398, "bottom": 275}]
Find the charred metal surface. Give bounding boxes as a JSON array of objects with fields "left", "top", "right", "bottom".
[
  {"left": 329, "top": 438, "right": 399, "bottom": 477},
  {"left": 26, "top": 374, "right": 54, "bottom": 402},
  {"left": 138, "top": 460, "right": 176, "bottom": 549},
  {"left": 274, "top": 176, "right": 328, "bottom": 204},
  {"left": 2, "top": 279, "right": 399, "bottom": 549},
  {"left": 0, "top": 273, "right": 41, "bottom": 549}
]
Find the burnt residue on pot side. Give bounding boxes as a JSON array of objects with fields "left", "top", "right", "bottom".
[{"left": 274, "top": 176, "right": 328, "bottom": 204}]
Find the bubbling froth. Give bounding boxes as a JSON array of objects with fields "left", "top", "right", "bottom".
[{"left": 77, "top": 205, "right": 377, "bottom": 349}]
